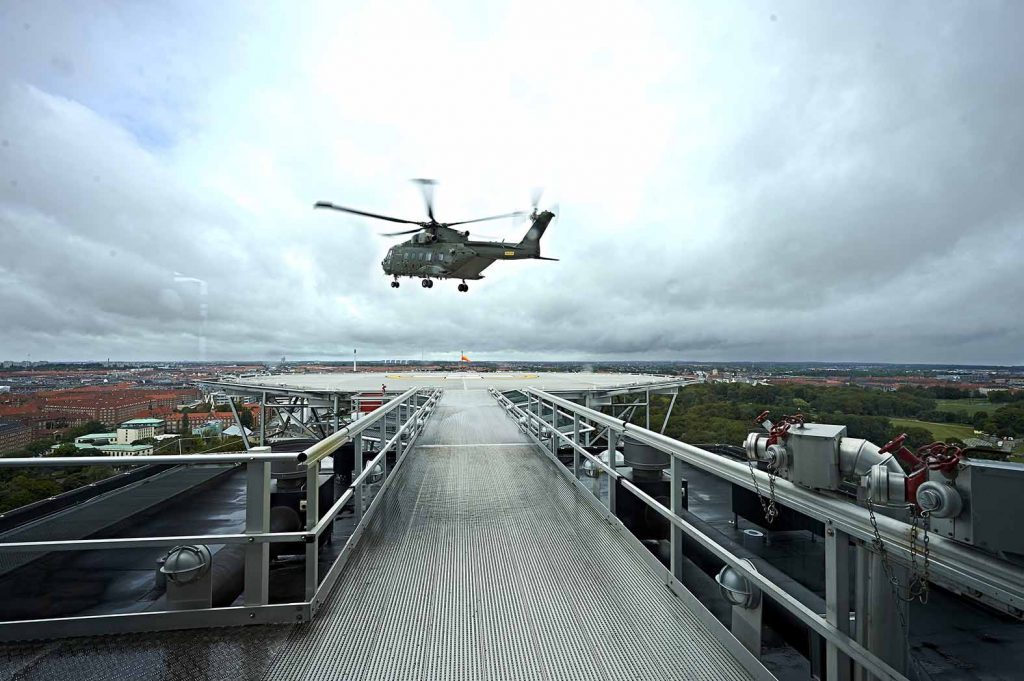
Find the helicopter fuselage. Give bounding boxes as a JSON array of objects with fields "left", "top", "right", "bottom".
[
  {"left": 380, "top": 213, "right": 554, "bottom": 282},
  {"left": 383, "top": 239, "right": 536, "bottom": 280},
  {"left": 314, "top": 181, "right": 555, "bottom": 291}
]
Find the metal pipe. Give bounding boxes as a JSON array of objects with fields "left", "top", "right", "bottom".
[
  {"left": 661, "top": 390, "right": 678, "bottom": 435},
  {"left": 226, "top": 397, "right": 250, "bottom": 452},
  {"left": 838, "top": 438, "right": 902, "bottom": 477}
]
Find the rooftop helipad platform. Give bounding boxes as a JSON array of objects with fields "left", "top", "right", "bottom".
[{"left": 220, "top": 371, "right": 694, "bottom": 394}]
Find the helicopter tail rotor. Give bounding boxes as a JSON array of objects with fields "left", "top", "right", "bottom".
[{"left": 530, "top": 187, "right": 545, "bottom": 220}]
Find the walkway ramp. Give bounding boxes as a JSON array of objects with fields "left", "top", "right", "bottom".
[{"left": 266, "top": 391, "right": 757, "bottom": 680}]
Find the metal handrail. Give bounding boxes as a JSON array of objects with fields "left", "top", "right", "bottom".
[
  {"left": 519, "top": 387, "right": 1024, "bottom": 615},
  {"left": 493, "top": 388, "right": 909, "bottom": 681},
  {"left": 310, "top": 397, "right": 435, "bottom": 538},
  {"left": 0, "top": 531, "right": 310, "bottom": 553},
  {"left": 0, "top": 452, "right": 298, "bottom": 467},
  {"left": 0, "top": 387, "right": 442, "bottom": 641},
  {"left": 0, "top": 388, "right": 424, "bottom": 470},
  {"left": 0, "top": 389, "right": 436, "bottom": 551},
  {"left": 301, "top": 388, "right": 421, "bottom": 466}
]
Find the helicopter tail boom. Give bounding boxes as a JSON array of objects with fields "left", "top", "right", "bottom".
[{"left": 516, "top": 210, "right": 555, "bottom": 257}]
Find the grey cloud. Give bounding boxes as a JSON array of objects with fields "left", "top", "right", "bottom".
[{"left": 0, "top": 1, "right": 1021, "bottom": 364}]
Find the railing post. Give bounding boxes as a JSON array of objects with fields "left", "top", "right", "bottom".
[
  {"left": 825, "top": 520, "right": 852, "bottom": 681},
  {"left": 354, "top": 434, "right": 364, "bottom": 521},
  {"left": 533, "top": 395, "right": 542, "bottom": 437},
  {"left": 305, "top": 459, "right": 320, "bottom": 601},
  {"left": 670, "top": 455, "right": 684, "bottom": 582},
  {"left": 259, "top": 392, "right": 267, "bottom": 447},
  {"left": 549, "top": 402, "right": 558, "bottom": 455},
  {"left": 607, "top": 428, "right": 618, "bottom": 513},
  {"left": 572, "top": 413, "right": 581, "bottom": 479},
  {"left": 244, "top": 449, "right": 271, "bottom": 606}
]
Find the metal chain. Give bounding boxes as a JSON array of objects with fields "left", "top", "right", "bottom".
[
  {"left": 865, "top": 499, "right": 934, "bottom": 679},
  {"left": 746, "top": 458, "right": 779, "bottom": 524},
  {"left": 865, "top": 498, "right": 931, "bottom": 604}
]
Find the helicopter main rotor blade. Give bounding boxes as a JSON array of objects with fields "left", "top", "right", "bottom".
[
  {"left": 445, "top": 211, "right": 525, "bottom": 227},
  {"left": 313, "top": 202, "right": 423, "bottom": 225},
  {"left": 411, "top": 178, "right": 437, "bottom": 222},
  {"left": 379, "top": 227, "right": 426, "bottom": 237}
]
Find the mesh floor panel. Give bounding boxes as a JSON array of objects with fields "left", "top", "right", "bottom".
[{"left": 266, "top": 391, "right": 755, "bottom": 681}]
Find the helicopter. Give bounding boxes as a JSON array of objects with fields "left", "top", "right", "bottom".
[{"left": 314, "top": 179, "right": 557, "bottom": 292}]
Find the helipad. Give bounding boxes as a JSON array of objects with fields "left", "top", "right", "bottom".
[{"left": 221, "top": 371, "right": 696, "bottom": 393}]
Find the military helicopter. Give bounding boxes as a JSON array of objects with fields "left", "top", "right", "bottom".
[{"left": 314, "top": 180, "right": 557, "bottom": 292}]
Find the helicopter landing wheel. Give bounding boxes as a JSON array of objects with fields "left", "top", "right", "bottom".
[
  {"left": 391, "top": 280, "right": 400, "bottom": 288},
  {"left": 458, "top": 283, "right": 469, "bottom": 293},
  {"left": 421, "top": 279, "right": 433, "bottom": 289}
]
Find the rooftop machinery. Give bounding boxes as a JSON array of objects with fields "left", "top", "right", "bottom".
[{"left": 744, "top": 413, "right": 1024, "bottom": 563}]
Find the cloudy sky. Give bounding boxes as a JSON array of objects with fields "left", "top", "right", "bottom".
[{"left": 0, "top": 1, "right": 1021, "bottom": 364}]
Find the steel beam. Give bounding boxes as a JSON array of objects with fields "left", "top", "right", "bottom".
[
  {"left": 826, "top": 521, "right": 852, "bottom": 681},
  {"left": 661, "top": 390, "right": 678, "bottom": 435},
  {"left": 245, "top": 453, "right": 271, "bottom": 606}
]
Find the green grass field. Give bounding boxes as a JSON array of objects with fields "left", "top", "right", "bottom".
[
  {"left": 889, "top": 418, "right": 977, "bottom": 442},
  {"left": 935, "top": 398, "right": 995, "bottom": 415}
]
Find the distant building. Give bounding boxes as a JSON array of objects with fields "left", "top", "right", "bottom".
[
  {"left": 96, "top": 443, "right": 154, "bottom": 457},
  {"left": 116, "top": 418, "right": 165, "bottom": 444},
  {"left": 0, "top": 421, "right": 32, "bottom": 454},
  {"left": 222, "top": 425, "right": 253, "bottom": 438},
  {"left": 65, "top": 442, "right": 156, "bottom": 456},
  {"left": 74, "top": 432, "right": 118, "bottom": 446},
  {"left": 41, "top": 387, "right": 201, "bottom": 426}
]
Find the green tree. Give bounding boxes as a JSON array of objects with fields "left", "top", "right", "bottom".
[
  {"left": 50, "top": 443, "right": 80, "bottom": 457},
  {"left": 181, "top": 412, "right": 191, "bottom": 434},
  {"left": 0, "top": 474, "right": 62, "bottom": 512},
  {"left": 901, "top": 427, "right": 936, "bottom": 449},
  {"left": 238, "top": 407, "right": 254, "bottom": 430}
]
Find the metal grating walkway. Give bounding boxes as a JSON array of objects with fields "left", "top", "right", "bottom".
[{"left": 266, "top": 390, "right": 756, "bottom": 681}]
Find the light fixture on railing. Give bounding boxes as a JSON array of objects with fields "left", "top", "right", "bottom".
[{"left": 715, "top": 561, "right": 761, "bottom": 609}]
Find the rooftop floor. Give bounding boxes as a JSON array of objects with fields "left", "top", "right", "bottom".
[
  {"left": 0, "top": 390, "right": 763, "bottom": 681},
  {"left": 264, "top": 390, "right": 760, "bottom": 680}
]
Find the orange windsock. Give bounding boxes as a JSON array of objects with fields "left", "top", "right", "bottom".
[{"left": 460, "top": 353, "right": 471, "bottom": 362}]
